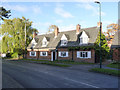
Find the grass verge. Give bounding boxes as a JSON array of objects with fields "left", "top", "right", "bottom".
[
  {"left": 106, "top": 63, "right": 120, "bottom": 69},
  {"left": 19, "top": 59, "right": 49, "bottom": 62},
  {"left": 19, "top": 59, "right": 94, "bottom": 65},
  {"left": 89, "top": 68, "right": 120, "bottom": 77},
  {"left": 40, "top": 62, "right": 71, "bottom": 67},
  {"left": 53, "top": 60, "right": 94, "bottom": 65},
  {"left": 19, "top": 59, "right": 71, "bottom": 67}
]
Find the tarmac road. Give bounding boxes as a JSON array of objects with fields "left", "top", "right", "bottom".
[{"left": 2, "top": 60, "right": 119, "bottom": 89}]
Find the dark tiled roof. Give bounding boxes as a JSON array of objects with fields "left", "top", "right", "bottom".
[
  {"left": 27, "top": 26, "right": 99, "bottom": 49},
  {"left": 111, "top": 31, "right": 120, "bottom": 48}
]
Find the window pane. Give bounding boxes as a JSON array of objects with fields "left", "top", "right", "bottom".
[
  {"left": 80, "top": 52, "right": 82, "bottom": 57},
  {"left": 86, "top": 52, "right": 88, "bottom": 57},
  {"left": 61, "top": 40, "right": 67, "bottom": 45},
  {"left": 61, "top": 52, "right": 66, "bottom": 57},
  {"left": 83, "top": 53, "right": 85, "bottom": 57},
  {"left": 80, "top": 38, "right": 83, "bottom": 44},
  {"left": 31, "top": 52, "right": 35, "bottom": 56}
]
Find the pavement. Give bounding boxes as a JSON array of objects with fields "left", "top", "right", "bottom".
[{"left": 2, "top": 60, "right": 119, "bottom": 88}]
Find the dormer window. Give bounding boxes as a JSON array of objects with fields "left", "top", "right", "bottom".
[
  {"left": 42, "top": 41, "right": 47, "bottom": 46},
  {"left": 31, "top": 38, "right": 37, "bottom": 49},
  {"left": 61, "top": 34, "right": 68, "bottom": 46},
  {"left": 61, "top": 40, "right": 68, "bottom": 46},
  {"left": 42, "top": 37, "right": 48, "bottom": 47},
  {"left": 79, "top": 31, "right": 89, "bottom": 45}
]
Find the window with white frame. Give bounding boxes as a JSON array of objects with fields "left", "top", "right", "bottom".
[
  {"left": 40, "top": 52, "right": 48, "bottom": 56},
  {"left": 30, "top": 51, "right": 36, "bottom": 56},
  {"left": 61, "top": 40, "right": 68, "bottom": 46},
  {"left": 79, "top": 31, "right": 89, "bottom": 45},
  {"left": 59, "top": 51, "right": 68, "bottom": 57},
  {"left": 61, "top": 34, "right": 68, "bottom": 46},
  {"left": 80, "top": 37, "right": 83, "bottom": 44},
  {"left": 77, "top": 51, "right": 91, "bottom": 58},
  {"left": 31, "top": 38, "right": 37, "bottom": 49},
  {"left": 42, "top": 41, "right": 47, "bottom": 46},
  {"left": 42, "top": 37, "right": 48, "bottom": 47},
  {"left": 80, "top": 37, "right": 89, "bottom": 44}
]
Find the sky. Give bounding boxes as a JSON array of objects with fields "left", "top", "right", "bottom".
[{"left": 0, "top": 0, "right": 118, "bottom": 35}]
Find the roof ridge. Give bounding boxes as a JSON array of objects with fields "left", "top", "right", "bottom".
[
  {"left": 81, "top": 26, "right": 97, "bottom": 30},
  {"left": 35, "top": 26, "right": 98, "bottom": 38}
]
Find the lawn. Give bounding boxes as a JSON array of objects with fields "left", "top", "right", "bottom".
[
  {"left": 40, "top": 62, "right": 71, "bottom": 67},
  {"left": 106, "top": 62, "right": 120, "bottom": 69},
  {"left": 107, "top": 64, "right": 120, "bottom": 69},
  {"left": 19, "top": 59, "right": 49, "bottom": 62},
  {"left": 89, "top": 68, "right": 120, "bottom": 77},
  {"left": 19, "top": 59, "right": 71, "bottom": 67},
  {"left": 18, "top": 59, "right": 94, "bottom": 67},
  {"left": 53, "top": 60, "right": 94, "bottom": 65}
]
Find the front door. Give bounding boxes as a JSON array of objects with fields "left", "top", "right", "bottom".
[
  {"left": 53, "top": 52, "right": 55, "bottom": 61},
  {"left": 51, "top": 51, "right": 56, "bottom": 61}
]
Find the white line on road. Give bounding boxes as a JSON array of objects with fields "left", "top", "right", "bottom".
[{"left": 63, "top": 77, "right": 99, "bottom": 88}]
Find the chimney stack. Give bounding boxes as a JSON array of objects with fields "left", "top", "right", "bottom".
[
  {"left": 33, "top": 32, "right": 37, "bottom": 38},
  {"left": 76, "top": 24, "right": 81, "bottom": 34},
  {"left": 97, "top": 22, "right": 102, "bottom": 32},
  {"left": 54, "top": 27, "right": 59, "bottom": 38}
]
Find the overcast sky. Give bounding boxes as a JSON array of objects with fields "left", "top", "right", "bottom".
[{"left": 1, "top": 1, "right": 118, "bottom": 35}]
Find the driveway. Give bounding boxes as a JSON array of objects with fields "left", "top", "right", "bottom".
[{"left": 2, "top": 60, "right": 119, "bottom": 88}]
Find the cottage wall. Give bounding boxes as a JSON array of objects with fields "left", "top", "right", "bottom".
[
  {"left": 57, "top": 48, "right": 95, "bottom": 63},
  {"left": 112, "top": 48, "right": 120, "bottom": 61},
  {"left": 27, "top": 51, "right": 51, "bottom": 61}
]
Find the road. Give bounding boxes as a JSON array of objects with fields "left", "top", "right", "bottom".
[{"left": 2, "top": 60, "right": 119, "bottom": 89}]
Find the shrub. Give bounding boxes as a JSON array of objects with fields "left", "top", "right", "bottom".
[{"left": 11, "top": 52, "right": 18, "bottom": 58}]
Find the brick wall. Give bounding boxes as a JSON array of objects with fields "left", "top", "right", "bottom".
[
  {"left": 112, "top": 49, "right": 120, "bottom": 61},
  {"left": 57, "top": 48, "right": 72, "bottom": 60},
  {"left": 27, "top": 48, "right": 96, "bottom": 63},
  {"left": 27, "top": 51, "right": 51, "bottom": 61},
  {"left": 27, "top": 51, "right": 38, "bottom": 59},
  {"left": 38, "top": 51, "right": 51, "bottom": 61},
  {"left": 57, "top": 48, "right": 95, "bottom": 63},
  {"left": 73, "top": 49, "right": 95, "bottom": 63}
]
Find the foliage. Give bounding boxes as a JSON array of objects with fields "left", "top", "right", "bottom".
[
  {"left": 68, "top": 46, "right": 95, "bottom": 51},
  {"left": 94, "top": 32, "right": 110, "bottom": 60},
  {"left": 104, "top": 23, "right": 118, "bottom": 41},
  {"left": 0, "top": 7, "right": 11, "bottom": 20},
  {"left": 1, "top": 17, "right": 38, "bottom": 56},
  {"left": 89, "top": 68, "right": 120, "bottom": 77},
  {"left": 11, "top": 52, "right": 18, "bottom": 58},
  {"left": 48, "top": 25, "right": 58, "bottom": 32}
]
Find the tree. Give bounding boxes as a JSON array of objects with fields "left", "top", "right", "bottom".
[
  {"left": 0, "top": 7, "right": 11, "bottom": 20},
  {"left": 106, "top": 23, "right": 118, "bottom": 41},
  {"left": 48, "top": 25, "right": 58, "bottom": 32},
  {"left": 1, "top": 17, "right": 38, "bottom": 58},
  {"left": 95, "top": 32, "right": 110, "bottom": 62}
]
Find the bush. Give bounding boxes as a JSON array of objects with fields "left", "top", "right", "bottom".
[
  {"left": 11, "top": 52, "right": 18, "bottom": 58},
  {"left": 6, "top": 53, "right": 12, "bottom": 58}
]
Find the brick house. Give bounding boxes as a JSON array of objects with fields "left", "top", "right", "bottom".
[
  {"left": 27, "top": 23, "right": 101, "bottom": 63},
  {"left": 111, "top": 31, "right": 120, "bottom": 61}
]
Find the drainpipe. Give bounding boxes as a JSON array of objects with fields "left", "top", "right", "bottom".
[
  {"left": 37, "top": 51, "right": 39, "bottom": 60},
  {"left": 72, "top": 50, "right": 73, "bottom": 61}
]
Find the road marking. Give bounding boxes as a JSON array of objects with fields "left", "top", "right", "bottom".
[{"left": 63, "top": 77, "right": 99, "bottom": 88}]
